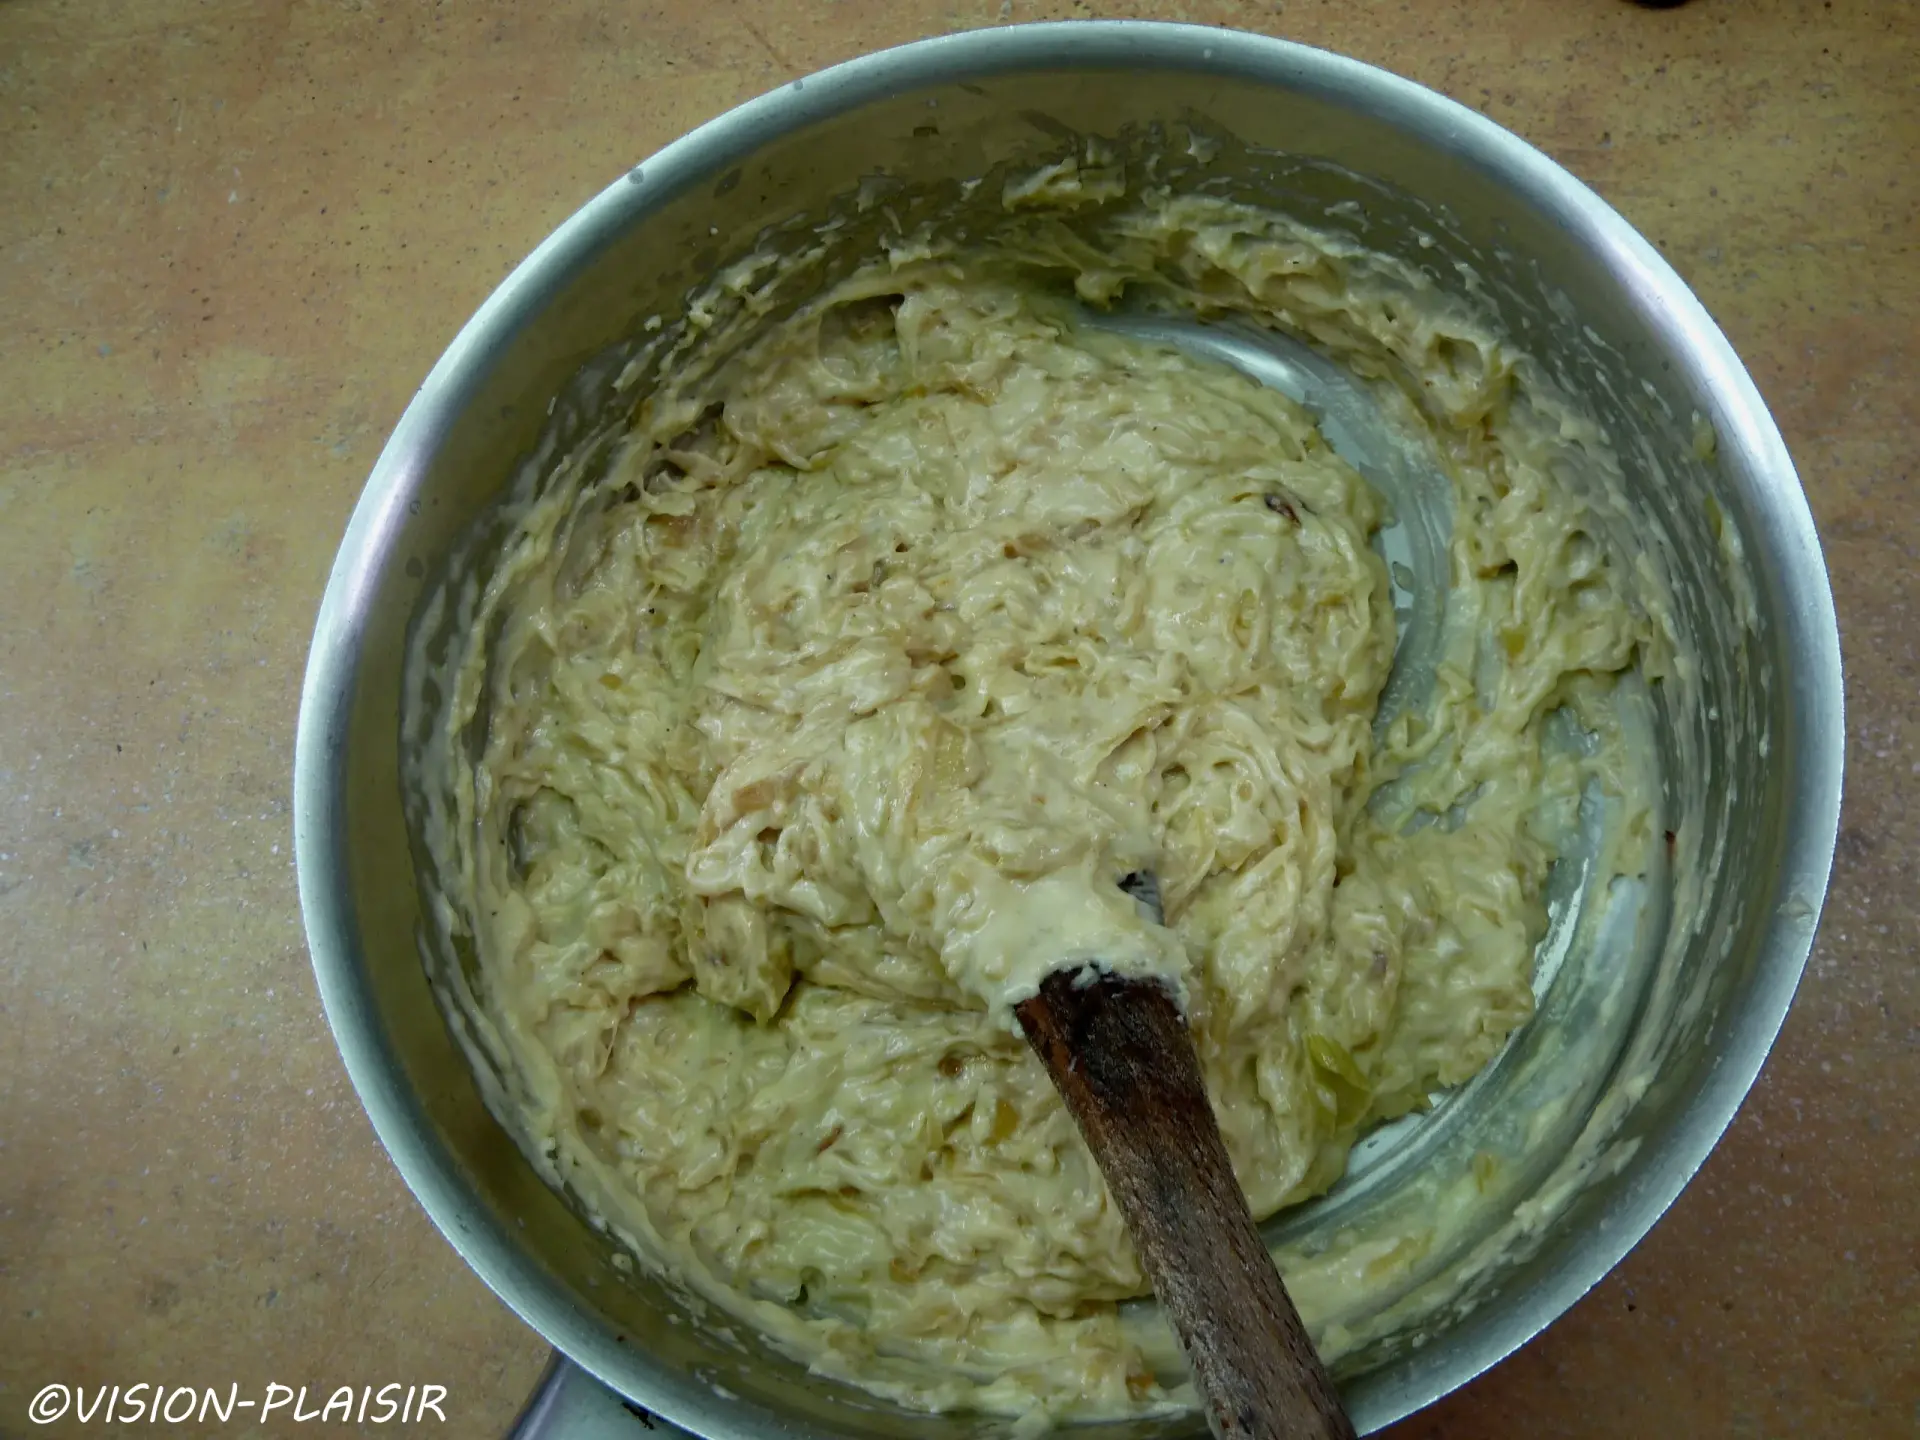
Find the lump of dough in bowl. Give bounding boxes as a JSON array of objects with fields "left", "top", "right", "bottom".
[{"left": 421, "top": 193, "right": 1656, "bottom": 1422}]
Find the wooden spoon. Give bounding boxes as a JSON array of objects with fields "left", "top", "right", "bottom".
[{"left": 1014, "top": 874, "right": 1355, "bottom": 1440}]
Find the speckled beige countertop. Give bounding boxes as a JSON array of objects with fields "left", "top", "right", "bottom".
[{"left": 1, "top": 0, "right": 1913, "bottom": 1435}]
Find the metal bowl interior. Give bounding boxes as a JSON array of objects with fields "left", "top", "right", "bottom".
[{"left": 294, "top": 22, "right": 1842, "bottom": 1438}]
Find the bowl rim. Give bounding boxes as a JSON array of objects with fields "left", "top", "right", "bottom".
[{"left": 294, "top": 19, "right": 1845, "bottom": 1435}]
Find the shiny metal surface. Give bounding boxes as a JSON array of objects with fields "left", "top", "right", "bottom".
[
  {"left": 294, "top": 21, "right": 1844, "bottom": 1438},
  {"left": 510, "top": 1354, "right": 686, "bottom": 1440}
]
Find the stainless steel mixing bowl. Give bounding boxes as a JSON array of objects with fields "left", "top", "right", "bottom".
[{"left": 294, "top": 22, "right": 1843, "bottom": 1438}]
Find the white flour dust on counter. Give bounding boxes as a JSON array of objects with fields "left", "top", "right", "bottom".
[{"left": 407, "top": 180, "right": 1669, "bottom": 1421}]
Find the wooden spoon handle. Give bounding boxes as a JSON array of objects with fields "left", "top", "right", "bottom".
[{"left": 1017, "top": 968, "right": 1356, "bottom": 1440}]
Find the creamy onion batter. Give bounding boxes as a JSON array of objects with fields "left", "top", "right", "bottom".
[{"left": 423, "top": 190, "right": 1654, "bottom": 1420}]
